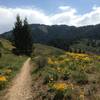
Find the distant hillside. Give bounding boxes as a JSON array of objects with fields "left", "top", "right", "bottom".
[
  {"left": 0, "top": 24, "right": 100, "bottom": 53},
  {"left": 0, "top": 38, "right": 14, "bottom": 55}
]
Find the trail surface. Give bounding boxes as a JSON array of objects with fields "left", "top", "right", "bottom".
[{"left": 5, "top": 58, "right": 33, "bottom": 100}]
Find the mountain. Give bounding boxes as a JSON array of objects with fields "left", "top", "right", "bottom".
[{"left": 0, "top": 24, "right": 100, "bottom": 52}]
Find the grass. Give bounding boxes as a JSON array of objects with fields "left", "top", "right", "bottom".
[
  {"left": 0, "top": 53, "right": 27, "bottom": 81},
  {"left": 31, "top": 44, "right": 100, "bottom": 100},
  {"left": 0, "top": 38, "right": 27, "bottom": 91},
  {"left": 0, "top": 39, "right": 99, "bottom": 99}
]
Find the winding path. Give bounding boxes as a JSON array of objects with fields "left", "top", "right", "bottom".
[{"left": 5, "top": 58, "right": 33, "bottom": 100}]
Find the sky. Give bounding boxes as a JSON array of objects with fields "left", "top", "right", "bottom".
[{"left": 0, "top": 0, "right": 100, "bottom": 33}]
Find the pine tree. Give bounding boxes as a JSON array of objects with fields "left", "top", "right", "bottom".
[
  {"left": 13, "top": 15, "right": 33, "bottom": 55},
  {"left": 13, "top": 15, "right": 23, "bottom": 53},
  {"left": 22, "top": 17, "right": 33, "bottom": 55}
]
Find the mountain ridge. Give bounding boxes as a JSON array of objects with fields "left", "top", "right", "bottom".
[{"left": 0, "top": 24, "right": 100, "bottom": 51}]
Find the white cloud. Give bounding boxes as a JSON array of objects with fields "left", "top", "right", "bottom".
[
  {"left": 0, "top": 6, "right": 100, "bottom": 33},
  {"left": 76, "top": 6, "right": 100, "bottom": 26},
  {"left": 59, "top": 6, "right": 72, "bottom": 11},
  {"left": 59, "top": 6, "right": 77, "bottom": 13},
  {"left": 52, "top": 6, "right": 100, "bottom": 26},
  {"left": 51, "top": 6, "right": 77, "bottom": 25},
  {"left": 0, "top": 6, "right": 51, "bottom": 33}
]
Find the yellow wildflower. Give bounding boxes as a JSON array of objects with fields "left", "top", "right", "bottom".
[
  {"left": 80, "top": 90, "right": 84, "bottom": 95},
  {"left": 79, "top": 89, "right": 84, "bottom": 100},
  {"left": 82, "top": 57, "right": 91, "bottom": 61},
  {"left": 66, "top": 52, "right": 92, "bottom": 62},
  {"left": 48, "top": 58, "right": 54, "bottom": 64},
  {"left": 53, "top": 83, "right": 66, "bottom": 91},
  {"left": 54, "top": 61, "right": 58, "bottom": 64},
  {"left": 79, "top": 94, "right": 84, "bottom": 100},
  {"left": 70, "top": 83, "right": 74, "bottom": 89},
  {"left": 62, "top": 58, "right": 70, "bottom": 63},
  {"left": 57, "top": 67, "right": 60, "bottom": 71},
  {"left": 53, "top": 82, "right": 74, "bottom": 91},
  {"left": 64, "top": 58, "right": 71, "bottom": 62},
  {"left": 0, "top": 76, "right": 7, "bottom": 81}
]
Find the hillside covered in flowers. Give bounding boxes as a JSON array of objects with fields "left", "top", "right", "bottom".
[{"left": 31, "top": 44, "right": 100, "bottom": 100}]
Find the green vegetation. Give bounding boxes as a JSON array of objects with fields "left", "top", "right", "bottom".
[
  {"left": 1, "top": 24, "right": 100, "bottom": 54},
  {"left": 0, "top": 38, "right": 27, "bottom": 90},
  {"left": 31, "top": 44, "right": 100, "bottom": 100},
  {"left": 70, "top": 39, "right": 100, "bottom": 54},
  {"left": 0, "top": 38, "right": 100, "bottom": 99},
  {"left": 0, "top": 29, "right": 100, "bottom": 100},
  {"left": 0, "top": 13, "right": 100, "bottom": 100},
  {"left": 13, "top": 15, "right": 33, "bottom": 55}
]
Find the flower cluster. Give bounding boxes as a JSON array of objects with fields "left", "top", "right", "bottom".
[
  {"left": 48, "top": 58, "right": 54, "bottom": 64},
  {"left": 79, "top": 90, "right": 85, "bottom": 100},
  {"left": 52, "top": 82, "right": 74, "bottom": 91},
  {"left": 66, "top": 52, "right": 92, "bottom": 62},
  {"left": 0, "top": 76, "right": 7, "bottom": 81},
  {"left": 58, "top": 58, "right": 71, "bottom": 64}
]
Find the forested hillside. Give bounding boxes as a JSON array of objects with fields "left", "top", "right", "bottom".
[{"left": 1, "top": 24, "right": 100, "bottom": 54}]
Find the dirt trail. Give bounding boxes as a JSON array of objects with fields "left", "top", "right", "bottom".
[{"left": 5, "top": 58, "right": 33, "bottom": 100}]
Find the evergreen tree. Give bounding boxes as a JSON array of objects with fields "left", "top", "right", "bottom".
[
  {"left": 13, "top": 15, "right": 33, "bottom": 55},
  {"left": 22, "top": 18, "right": 33, "bottom": 55},
  {"left": 13, "top": 15, "right": 23, "bottom": 53}
]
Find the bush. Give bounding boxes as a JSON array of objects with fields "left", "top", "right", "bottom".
[
  {"left": 61, "top": 70, "right": 70, "bottom": 81},
  {"left": 64, "top": 88, "right": 73, "bottom": 100},
  {"left": 34, "top": 56, "right": 47, "bottom": 69},
  {"left": 53, "top": 87, "right": 73, "bottom": 100},
  {"left": 44, "top": 72, "right": 58, "bottom": 84},
  {"left": 53, "top": 90, "right": 64, "bottom": 100},
  {"left": 61, "top": 73, "right": 70, "bottom": 81},
  {"left": 0, "top": 81, "right": 7, "bottom": 90},
  {"left": 72, "top": 71, "right": 88, "bottom": 84},
  {"left": 68, "top": 62, "right": 77, "bottom": 71}
]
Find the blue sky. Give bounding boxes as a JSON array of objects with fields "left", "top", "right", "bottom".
[
  {"left": 0, "top": 0, "right": 100, "bottom": 14},
  {"left": 0, "top": 0, "right": 100, "bottom": 33}
]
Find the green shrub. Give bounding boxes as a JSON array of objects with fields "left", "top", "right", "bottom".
[
  {"left": 61, "top": 74, "right": 70, "bottom": 81},
  {"left": 53, "top": 88, "right": 73, "bottom": 100},
  {"left": 34, "top": 56, "right": 47, "bottom": 69},
  {"left": 64, "top": 88, "right": 73, "bottom": 100},
  {"left": 68, "top": 62, "right": 77, "bottom": 71},
  {"left": 0, "top": 81, "right": 7, "bottom": 90},
  {"left": 44, "top": 72, "right": 58, "bottom": 84},
  {"left": 53, "top": 90, "right": 64, "bottom": 100},
  {"left": 72, "top": 71, "right": 88, "bottom": 84},
  {"left": 61, "top": 70, "right": 70, "bottom": 81}
]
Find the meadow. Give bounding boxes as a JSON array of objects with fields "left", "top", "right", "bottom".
[
  {"left": 0, "top": 39, "right": 27, "bottom": 91},
  {"left": 32, "top": 44, "right": 100, "bottom": 100},
  {"left": 0, "top": 40, "right": 100, "bottom": 100}
]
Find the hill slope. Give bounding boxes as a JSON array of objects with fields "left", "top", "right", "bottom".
[
  {"left": 0, "top": 38, "right": 27, "bottom": 96},
  {"left": 0, "top": 38, "right": 100, "bottom": 99},
  {"left": 31, "top": 43, "right": 100, "bottom": 100},
  {"left": 0, "top": 24, "right": 100, "bottom": 54}
]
